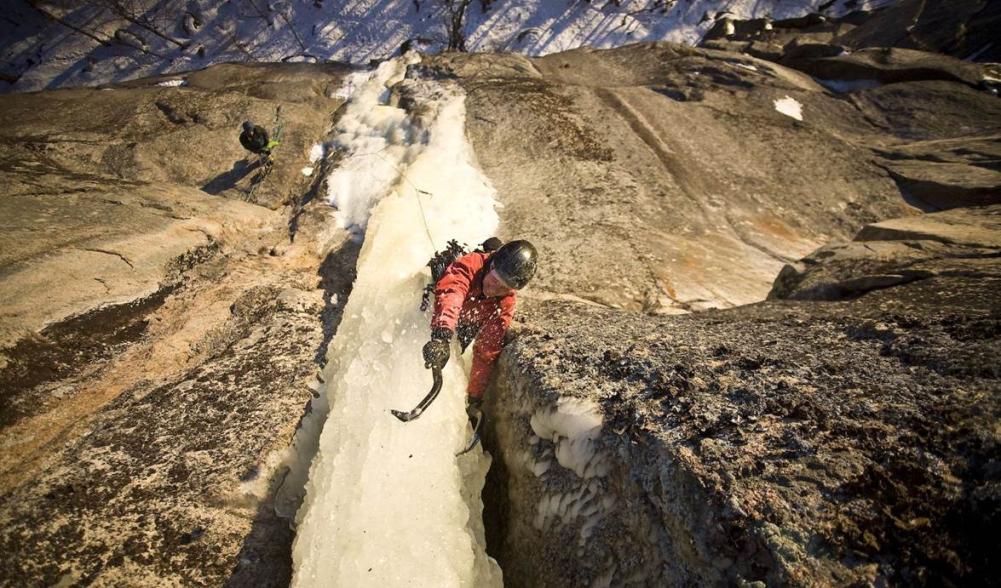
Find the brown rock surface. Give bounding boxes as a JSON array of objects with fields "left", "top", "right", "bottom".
[
  {"left": 441, "top": 43, "right": 1001, "bottom": 588},
  {"left": 0, "top": 62, "right": 354, "bottom": 586},
  {"left": 769, "top": 204, "right": 1001, "bottom": 301},
  {"left": 700, "top": 0, "right": 1001, "bottom": 64},
  {"left": 485, "top": 222, "right": 1000, "bottom": 585},
  {"left": 836, "top": 0, "right": 1001, "bottom": 62},
  {"left": 414, "top": 42, "right": 998, "bottom": 586},
  {"left": 1, "top": 33, "right": 999, "bottom": 588},
  {"left": 782, "top": 47, "right": 988, "bottom": 87},
  {"left": 880, "top": 161, "right": 1001, "bottom": 210},
  {"left": 433, "top": 43, "right": 912, "bottom": 313}
]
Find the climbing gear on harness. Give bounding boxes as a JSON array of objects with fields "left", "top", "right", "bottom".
[
  {"left": 421, "top": 239, "right": 467, "bottom": 312},
  {"left": 419, "top": 237, "right": 505, "bottom": 312}
]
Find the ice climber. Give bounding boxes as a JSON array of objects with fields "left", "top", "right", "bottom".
[
  {"left": 239, "top": 120, "right": 278, "bottom": 157},
  {"left": 422, "top": 239, "right": 538, "bottom": 420}
]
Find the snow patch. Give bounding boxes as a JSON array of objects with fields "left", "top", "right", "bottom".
[
  {"left": 774, "top": 95, "right": 803, "bottom": 121},
  {"left": 308, "top": 142, "right": 326, "bottom": 163},
  {"left": 156, "top": 78, "right": 186, "bottom": 87},
  {"left": 301, "top": 166, "right": 314, "bottom": 177}
]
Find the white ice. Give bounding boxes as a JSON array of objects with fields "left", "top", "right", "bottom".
[
  {"left": 323, "top": 57, "right": 422, "bottom": 238},
  {"left": 155, "top": 78, "right": 186, "bottom": 87},
  {"left": 773, "top": 96, "right": 804, "bottom": 121},
  {"left": 292, "top": 56, "right": 502, "bottom": 588},
  {"left": 530, "top": 398, "right": 606, "bottom": 479},
  {"left": 309, "top": 143, "right": 327, "bottom": 163}
]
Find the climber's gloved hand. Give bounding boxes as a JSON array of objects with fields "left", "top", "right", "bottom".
[
  {"left": 423, "top": 328, "right": 452, "bottom": 370},
  {"left": 466, "top": 396, "right": 483, "bottom": 420}
]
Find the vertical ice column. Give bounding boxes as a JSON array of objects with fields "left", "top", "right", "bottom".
[{"left": 292, "top": 57, "right": 503, "bottom": 588}]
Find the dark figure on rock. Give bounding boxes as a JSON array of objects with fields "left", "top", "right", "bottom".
[{"left": 239, "top": 121, "right": 278, "bottom": 157}]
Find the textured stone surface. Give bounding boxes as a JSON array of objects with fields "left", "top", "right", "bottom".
[
  {"left": 433, "top": 43, "right": 913, "bottom": 314},
  {"left": 449, "top": 41, "right": 1001, "bottom": 588},
  {"left": 701, "top": 0, "right": 1001, "bottom": 64},
  {"left": 769, "top": 205, "right": 1001, "bottom": 301},
  {"left": 836, "top": 0, "right": 1001, "bottom": 62},
  {"left": 486, "top": 256, "right": 1000, "bottom": 586},
  {"left": 0, "top": 62, "right": 353, "bottom": 586},
  {"left": 1, "top": 32, "right": 1000, "bottom": 587},
  {"left": 783, "top": 47, "right": 988, "bottom": 87}
]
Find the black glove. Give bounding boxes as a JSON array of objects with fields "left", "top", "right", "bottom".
[
  {"left": 466, "top": 396, "right": 483, "bottom": 420},
  {"left": 423, "top": 328, "right": 451, "bottom": 370}
]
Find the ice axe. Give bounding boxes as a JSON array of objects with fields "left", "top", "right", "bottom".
[
  {"left": 456, "top": 406, "right": 483, "bottom": 456},
  {"left": 391, "top": 366, "right": 443, "bottom": 422}
]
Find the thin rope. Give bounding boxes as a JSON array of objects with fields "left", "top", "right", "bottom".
[
  {"left": 328, "top": 143, "right": 439, "bottom": 249},
  {"left": 369, "top": 150, "right": 438, "bottom": 250},
  {"left": 413, "top": 187, "right": 437, "bottom": 250}
]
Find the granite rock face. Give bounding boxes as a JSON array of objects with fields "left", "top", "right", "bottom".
[
  {"left": 702, "top": 0, "right": 1001, "bottom": 64},
  {"left": 485, "top": 222, "right": 999, "bottom": 585},
  {"left": 0, "top": 63, "right": 354, "bottom": 586},
  {"left": 770, "top": 205, "right": 1001, "bottom": 301},
  {"left": 442, "top": 27, "right": 1001, "bottom": 588},
  {"left": 430, "top": 44, "right": 915, "bottom": 314},
  {"left": 429, "top": 37, "right": 998, "bottom": 316},
  {"left": 1, "top": 10, "right": 1000, "bottom": 586},
  {"left": 836, "top": 0, "right": 1001, "bottom": 63}
]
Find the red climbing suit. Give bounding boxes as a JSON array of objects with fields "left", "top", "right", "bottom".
[{"left": 431, "top": 251, "right": 515, "bottom": 399}]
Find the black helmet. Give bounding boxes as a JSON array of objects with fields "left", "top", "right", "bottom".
[
  {"left": 242, "top": 121, "right": 254, "bottom": 132},
  {"left": 491, "top": 240, "right": 537, "bottom": 289}
]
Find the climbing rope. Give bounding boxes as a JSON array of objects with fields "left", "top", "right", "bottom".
[{"left": 338, "top": 148, "right": 439, "bottom": 250}]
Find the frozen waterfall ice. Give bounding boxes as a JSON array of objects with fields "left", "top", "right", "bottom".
[{"left": 291, "top": 56, "right": 503, "bottom": 587}]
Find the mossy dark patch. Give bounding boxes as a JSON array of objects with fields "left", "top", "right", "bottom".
[{"left": 0, "top": 284, "right": 174, "bottom": 428}]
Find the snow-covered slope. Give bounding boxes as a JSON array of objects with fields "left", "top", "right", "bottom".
[{"left": 1, "top": 0, "right": 893, "bottom": 93}]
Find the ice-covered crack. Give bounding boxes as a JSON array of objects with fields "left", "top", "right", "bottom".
[
  {"left": 530, "top": 398, "right": 608, "bottom": 480},
  {"left": 523, "top": 398, "right": 615, "bottom": 544},
  {"left": 291, "top": 56, "right": 503, "bottom": 587}
]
